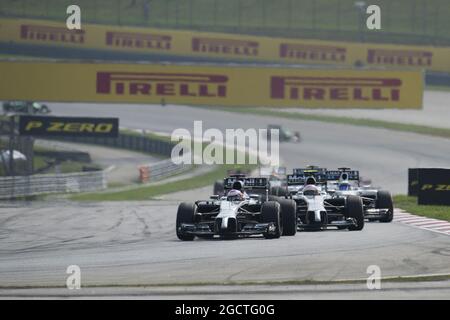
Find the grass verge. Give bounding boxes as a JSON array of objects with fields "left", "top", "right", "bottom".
[
  {"left": 202, "top": 106, "right": 450, "bottom": 140},
  {"left": 1, "top": 273, "right": 449, "bottom": 289},
  {"left": 71, "top": 164, "right": 255, "bottom": 201},
  {"left": 394, "top": 195, "right": 450, "bottom": 222}
]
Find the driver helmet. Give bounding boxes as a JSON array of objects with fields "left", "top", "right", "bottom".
[
  {"left": 227, "top": 189, "right": 243, "bottom": 201},
  {"left": 303, "top": 184, "right": 320, "bottom": 196},
  {"left": 305, "top": 176, "right": 317, "bottom": 185},
  {"left": 232, "top": 180, "right": 244, "bottom": 191}
]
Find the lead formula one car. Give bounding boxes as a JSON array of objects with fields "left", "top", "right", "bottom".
[{"left": 176, "top": 176, "right": 297, "bottom": 240}]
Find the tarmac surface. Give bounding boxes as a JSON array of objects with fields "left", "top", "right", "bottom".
[
  {"left": 0, "top": 91, "right": 448, "bottom": 299},
  {"left": 0, "top": 200, "right": 448, "bottom": 298}
]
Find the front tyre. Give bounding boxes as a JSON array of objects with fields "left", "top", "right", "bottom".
[
  {"left": 261, "top": 201, "right": 282, "bottom": 239},
  {"left": 346, "top": 195, "right": 365, "bottom": 231},
  {"left": 377, "top": 190, "right": 394, "bottom": 223},
  {"left": 176, "top": 202, "right": 196, "bottom": 241},
  {"left": 278, "top": 199, "right": 297, "bottom": 236}
]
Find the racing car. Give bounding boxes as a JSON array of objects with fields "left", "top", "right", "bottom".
[
  {"left": 3, "top": 101, "right": 51, "bottom": 114},
  {"left": 177, "top": 176, "right": 297, "bottom": 240},
  {"left": 267, "top": 124, "right": 301, "bottom": 143},
  {"left": 286, "top": 166, "right": 321, "bottom": 195},
  {"left": 286, "top": 168, "right": 365, "bottom": 231},
  {"left": 212, "top": 168, "right": 252, "bottom": 196},
  {"left": 259, "top": 166, "right": 289, "bottom": 197},
  {"left": 326, "top": 167, "right": 394, "bottom": 223}
]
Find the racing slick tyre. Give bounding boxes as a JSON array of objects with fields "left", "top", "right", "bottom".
[
  {"left": 278, "top": 199, "right": 297, "bottom": 236},
  {"left": 377, "top": 190, "right": 394, "bottom": 223},
  {"left": 41, "top": 105, "right": 50, "bottom": 114},
  {"left": 345, "top": 195, "right": 365, "bottom": 231},
  {"left": 176, "top": 202, "right": 197, "bottom": 241},
  {"left": 268, "top": 195, "right": 280, "bottom": 202},
  {"left": 261, "top": 201, "right": 282, "bottom": 239},
  {"left": 271, "top": 186, "right": 287, "bottom": 197},
  {"left": 213, "top": 180, "right": 224, "bottom": 196}
]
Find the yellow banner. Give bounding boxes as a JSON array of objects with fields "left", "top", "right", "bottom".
[
  {"left": 0, "top": 61, "right": 423, "bottom": 109},
  {"left": 0, "top": 18, "right": 449, "bottom": 73}
]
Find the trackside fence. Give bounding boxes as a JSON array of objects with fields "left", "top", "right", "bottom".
[{"left": 0, "top": 170, "right": 107, "bottom": 199}]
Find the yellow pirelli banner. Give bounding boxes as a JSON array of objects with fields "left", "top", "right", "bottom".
[
  {"left": 0, "top": 61, "right": 423, "bottom": 109},
  {"left": 0, "top": 18, "right": 449, "bottom": 73}
]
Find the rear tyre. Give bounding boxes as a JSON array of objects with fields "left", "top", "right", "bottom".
[
  {"left": 268, "top": 195, "right": 280, "bottom": 202},
  {"left": 261, "top": 201, "right": 282, "bottom": 239},
  {"left": 176, "top": 202, "right": 196, "bottom": 241},
  {"left": 377, "top": 190, "right": 394, "bottom": 223},
  {"left": 346, "top": 195, "right": 365, "bottom": 231},
  {"left": 41, "top": 105, "right": 50, "bottom": 114},
  {"left": 278, "top": 199, "right": 297, "bottom": 236},
  {"left": 271, "top": 186, "right": 287, "bottom": 197}
]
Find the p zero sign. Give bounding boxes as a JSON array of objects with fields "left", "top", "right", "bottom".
[
  {"left": 19, "top": 115, "right": 119, "bottom": 137},
  {"left": 417, "top": 168, "right": 450, "bottom": 206},
  {"left": 0, "top": 62, "right": 423, "bottom": 109}
]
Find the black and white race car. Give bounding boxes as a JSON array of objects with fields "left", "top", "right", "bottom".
[
  {"left": 326, "top": 167, "right": 394, "bottom": 223},
  {"left": 286, "top": 168, "right": 365, "bottom": 231},
  {"left": 176, "top": 176, "right": 297, "bottom": 240}
]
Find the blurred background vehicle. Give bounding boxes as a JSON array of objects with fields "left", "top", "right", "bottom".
[{"left": 3, "top": 101, "right": 51, "bottom": 114}]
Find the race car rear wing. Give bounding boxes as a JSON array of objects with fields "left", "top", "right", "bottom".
[
  {"left": 326, "top": 170, "right": 360, "bottom": 181},
  {"left": 287, "top": 173, "right": 327, "bottom": 185},
  {"left": 292, "top": 167, "right": 327, "bottom": 176},
  {"left": 223, "top": 177, "right": 268, "bottom": 190}
]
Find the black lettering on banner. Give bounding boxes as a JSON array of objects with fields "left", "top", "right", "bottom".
[{"left": 18, "top": 115, "right": 119, "bottom": 137}]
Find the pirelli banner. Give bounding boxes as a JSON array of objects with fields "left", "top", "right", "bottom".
[
  {"left": 0, "top": 18, "right": 449, "bottom": 73},
  {"left": 0, "top": 61, "right": 423, "bottom": 109},
  {"left": 19, "top": 115, "right": 119, "bottom": 137}
]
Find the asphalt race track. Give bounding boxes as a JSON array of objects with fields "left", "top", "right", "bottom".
[
  {"left": 0, "top": 90, "right": 449, "bottom": 298},
  {"left": 0, "top": 201, "right": 449, "bottom": 299}
]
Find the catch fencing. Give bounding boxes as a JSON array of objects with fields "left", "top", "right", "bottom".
[
  {"left": 0, "top": 169, "right": 107, "bottom": 199},
  {"left": 0, "top": 0, "right": 447, "bottom": 46}
]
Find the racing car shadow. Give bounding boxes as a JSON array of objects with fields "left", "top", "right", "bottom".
[
  {"left": 298, "top": 228, "right": 350, "bottom": 232},
  {"left": 168, "top": 235, "right": 275, "bottom": 242}
]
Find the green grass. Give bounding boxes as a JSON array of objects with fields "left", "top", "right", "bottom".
[
  {"left": 196, "top": 105, "right": 450, "bottom": 140},
  {"left": 394, "top": 195, "right": 450, "bottom": 222},
  {"left": 71, "top": 164, "right": 255, "bottom": 201},
  {"left": 1, "top": 0, "right": 449, "bottom": 45}
]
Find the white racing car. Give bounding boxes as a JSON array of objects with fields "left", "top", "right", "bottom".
[
  {"left": 176, "top": 176, "right": 297, "bottom": 240},
  {"left": 286, "top": 168, "right": 365, "bottom": 231},
  {"left": 326, "top": 168, "right": 394, "bottom": 223}
]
